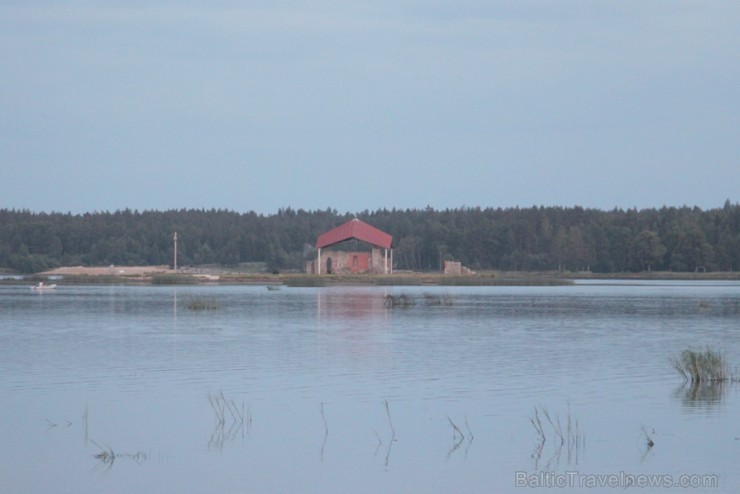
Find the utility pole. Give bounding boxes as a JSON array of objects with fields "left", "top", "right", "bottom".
[{"left": 173, "top": 232, "right": 178, "bottom": 271}]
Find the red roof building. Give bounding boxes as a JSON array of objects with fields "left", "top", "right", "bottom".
[
  {"left": 316, "top": 218, "right": 393, "bottom": 250},
  {"left": 310, "top": 219, "right": 393, "bottom": 275}
]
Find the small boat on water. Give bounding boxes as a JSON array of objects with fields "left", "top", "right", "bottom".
[
  {"left": 31, "top": 282, "right": 57, "bottom": 291},
  {"left": 266, "top": 285, "right": 282, "bottom": 291}
]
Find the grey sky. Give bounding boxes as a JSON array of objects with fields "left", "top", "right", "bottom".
[{"left": 2, "top": 1, "right": 738, "bottom": 214}]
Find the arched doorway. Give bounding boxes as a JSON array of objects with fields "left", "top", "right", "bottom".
[{"left": 326, "top": 257, "right": 333, "bottom": 274}]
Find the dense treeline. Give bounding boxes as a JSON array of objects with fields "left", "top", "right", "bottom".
[{"left": 0, "top": 202, "right": 738, "bottom": 274}]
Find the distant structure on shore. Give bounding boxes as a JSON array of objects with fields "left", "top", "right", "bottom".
[
  {"left": 443, "top": 260, "right": 476, "bottom": 275},
  {"left": 307, "top": 219, "right": 393, "bottom": 275}
]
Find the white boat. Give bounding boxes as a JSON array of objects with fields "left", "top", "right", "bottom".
[{"left": 31, "top": 282, "right": 57, "bottom": 291}]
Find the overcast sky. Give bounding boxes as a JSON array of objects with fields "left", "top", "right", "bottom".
[{"left": 2, "top": 1, "right": 738, "bottom": 214}]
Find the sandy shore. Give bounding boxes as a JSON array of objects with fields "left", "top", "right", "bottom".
[
  {"left": 35, "top": 266, "right": 740, "bottom": 285},
  {"left": 42, "top": 265, "right": 171, "bottom": 276}
]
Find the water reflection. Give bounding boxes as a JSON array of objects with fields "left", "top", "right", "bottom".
[
  {"left": 382, "top": 399, "right": 397, "bottom": 467},
  {"left": 208, "top": 392, "right": 248, "bottom": 450},
  {"left": 445, "top": 415, "right": 473, "bottom": 460},
  {"left": 91, "top": 442, "right": 148, "bottom": 470},
  {"left": 2, "top": 283, "right": 740, "bottom": 494},
  {"left": 319, "top": 402, "right": 328, "bottom": 461},
  {"left": 316, "top": 288, "right": 390, "bottom": 320},
  {"left": 530, "top": 404, "right": 584, "bottom": 471},
  {"left": 674, "top": 381, "right": 728, "bottom": 410}
]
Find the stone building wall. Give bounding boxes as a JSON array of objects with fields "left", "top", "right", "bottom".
[
  {"left": 444, "top": 260, "right": 475, "bottom": 275},
  {"left": 307, "top": 248, "right": 390, "bottom": 274}
]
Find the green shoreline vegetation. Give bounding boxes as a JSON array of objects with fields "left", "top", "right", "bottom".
[
  {"left": 4, "top": 269, "right": 739, "bottom": 287},
  {"left": 1, "top": 203, "right": 738, "bottom": 275}
]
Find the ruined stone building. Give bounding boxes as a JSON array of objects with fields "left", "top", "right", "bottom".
[{"left": 307, "top": 219, "right": 393, "bottom": 275}]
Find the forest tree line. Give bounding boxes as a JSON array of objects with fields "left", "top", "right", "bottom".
[{"left": 0, "top": 202, "right": 738, "bottom": 274}]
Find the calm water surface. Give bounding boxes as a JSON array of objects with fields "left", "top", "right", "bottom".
[{"left": 1, "top": 281, "right": 739, "bottom": 493}]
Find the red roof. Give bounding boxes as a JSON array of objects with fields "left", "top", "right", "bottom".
[{"left": 316, "top": 219, "right": 393, "bottom": 249}]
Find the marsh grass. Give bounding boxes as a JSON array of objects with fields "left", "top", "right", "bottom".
[
  {"left": 383, "top": 399, "right": 397, "bottom": 466},
  {"left": 208, "top": 391, "right": 247, "bottom": 450},
  {"left": 438, "top": 276, "right": 571, "bottom": 286},
  {"left": 151, "top": 274, "right": 198, "bottom": 285},
  {"left": 671, "top": 347, "right": 732, "bottom": 383},
  {"left": 641, "top": 425, "right": 655, "bottom": 448},
  {"left": 91, "top": 440, "right": 117, "bottom": 468},
  {"left": 320, "top": 402, "right": 329, "bottom": 461},
  {"left": 186, "top": 296, "right": 220, "bottom": 311},
  {"left": 91, "top": 440, "right": 147, "bottom": 468},
  {"left": 529, "top": 404, "right": 584, "bottom": 470},
  {"left": 282, "top": 276, "right": 326, "bottom": 287},
  {"left": 385, "top": 293, "right": 455, "bottom": 307},
  {"left": 423, "top": 293, "right": 454, "bottom": 306},
  {"left": 446, "top": 415, "right": 474, "bottom": 458},
  {"left": 209, "top": 391, "right": 245, "bottom": 425},
  {"left": 374, "top": 276, "right": 423, "bottom": 286},
  {"left": 384, "top": 294, "right": 416, "bottom": 307},
  {"left": 282, "top": 273, "right": 572, "bottom": 287},
  {"left": 54, "top": 274, "right": 134, "bottom": 284}
]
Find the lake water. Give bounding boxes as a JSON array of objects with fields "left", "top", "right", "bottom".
[{"left": 0, "top": 281, "right": 738, "bottom": 493}]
